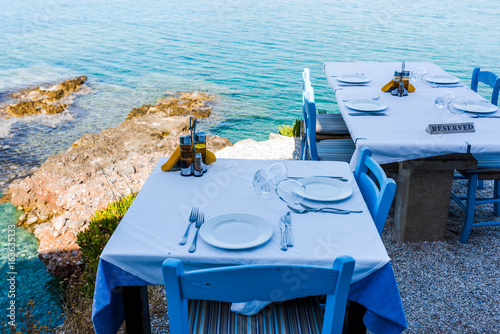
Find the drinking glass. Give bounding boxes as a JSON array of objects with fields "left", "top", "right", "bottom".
[
  {"left": 253, "top": 169, "right": 276, "bottom": 199},
  {"left": 266, "top": 163, "right": 288, "bottom": 186},
  {"left": 411, "top": 67, "right": 426, "bottom": 82},
  {"left": 276, "top": 179, "right": 305, "bottom": 205},
  {"left": 434, "top": 91, "right": 455, "bottom": 109}
]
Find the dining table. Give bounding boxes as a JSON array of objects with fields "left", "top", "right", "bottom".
[
  {"left": 92, "top": 158, "right": 407, "bottom": 334},
  {"left": 323, "top": 61, "right": 500, "bottom": 242}
]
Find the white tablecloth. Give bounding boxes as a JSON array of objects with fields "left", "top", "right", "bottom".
[
  {"left": 100, "top": 159, "right": 390, "bottom": 284},
  {"left": 323, "top": 62, "right": 500, "bottom": 165}
]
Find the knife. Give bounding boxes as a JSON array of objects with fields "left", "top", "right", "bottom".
[
  {"left": 279, "top": 215, "right": 288, "bottom": 251},
  {"left": 284, "top": 212, "right": 293, "bottom": 247},
  {"left": 348, "top": 113, "right": 388, "bottom": 116}
]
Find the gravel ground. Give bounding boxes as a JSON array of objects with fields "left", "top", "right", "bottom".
[{"left": 149, "top": 137, "right": 500, "bottom": 333}]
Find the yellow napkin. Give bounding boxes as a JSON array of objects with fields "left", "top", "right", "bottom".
[
  {"left": 381, "top": 80, "right": 415, "bottom": 93},
  {"left": 161, "top": 145, "right": 217, "bottom": 171}
]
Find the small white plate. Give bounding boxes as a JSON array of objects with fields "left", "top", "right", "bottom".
[
  {"left": 453, "top": 100, "right": 499, "bottom": 114},
  {"left": 199, "top": 214, "right": 273, "bottom": 250},
  {"left": 345, "top": 99, "right": 388, "bottom": 112},
  {"left": 423, "top": 73, "right": 460, "bottom": 84},
  {"left": 297, "top": 177, "right": 353, "bottom": 202},
  {"left": 337, "top": 74, "right": 371, "bottom": 84}
]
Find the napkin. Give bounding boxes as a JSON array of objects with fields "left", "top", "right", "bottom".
[
  {"left": 161, "top": 145, "right": 217, "bottom": 171},
  {"left": 381, "top": 80, "right": 415, "bottom": 93}
]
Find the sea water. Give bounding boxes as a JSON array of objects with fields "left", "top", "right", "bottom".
[{"left": 1, "top": 0, "right": 499, "bottom": 325}]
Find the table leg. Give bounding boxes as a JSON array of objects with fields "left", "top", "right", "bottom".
[
  {"left": 343, "top": 301, "right": 367, "bottom": 334},
  {"left": 122, "top": 286, "right": 151, "bottom": 334},
  {"left": 394, "top": 154, "right": 476, "bottom": 242}
]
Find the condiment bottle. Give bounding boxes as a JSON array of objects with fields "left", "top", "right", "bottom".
[
  {"left": 194, "top": 131, "right": 207, "bottom": 173},
  {"left": 193, "top": 153, "right": 203, "bottom": 177},
  {"left": 179, "top": 135, "right": 193, "bottom": 176}
]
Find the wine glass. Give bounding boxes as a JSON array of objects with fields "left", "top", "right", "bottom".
[
  {"left": 410, "top": 67, "right": 425, "bottom": 82},
  {"left": 434, "top": 91, "right": 455, "bottom": 109},
  {"left": 276, "top": 179, "right": 305, "bottom": 205},
  {"left": 266, "top": 163, "right": 288, "bottom": 186},
  {"left": 253, "top": 169, "right": 276, "bottom": 199}
]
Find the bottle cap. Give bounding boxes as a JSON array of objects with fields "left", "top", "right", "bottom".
[
  {"left": 180, "top": 135, "right": 192, "bottom": 145},
  {"left": 195, "top": 131, "right": 206, "bottom": 143}
]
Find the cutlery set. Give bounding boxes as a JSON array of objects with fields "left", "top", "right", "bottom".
[
  {"left": 179, "top": 207, "right": 205, "bottom": 253},
  {"left": 180, "top": 200, "right": 360, "bottom": 253}
]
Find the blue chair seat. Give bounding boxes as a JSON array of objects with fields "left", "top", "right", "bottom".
[
  {"left": 316, "top": 139, "right": 356, "bottom": 163},
  {"left": 186, "top": 297, "right": 324, "bottom": 334},
  {"left": 316, "top": 113, "right": 350, "bottom": 137}
]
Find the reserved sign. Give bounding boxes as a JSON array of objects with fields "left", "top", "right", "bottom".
[{"left": 426, "top": 122, "right": 475, "bottom": 134}]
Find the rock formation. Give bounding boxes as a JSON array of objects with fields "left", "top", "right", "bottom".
[
  {"left": 7, "top": 90, "right": 231, "bottom": 277},
  {"left": 1, "top": 76, "right": 89, "bottom": 117}
]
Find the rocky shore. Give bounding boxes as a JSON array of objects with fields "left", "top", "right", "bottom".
[
  {"left": 5, "top": 90, "right": 232, "bottom": 277},
  {"left": 0, "top": 76, "right": 89, "bottom": 117}
]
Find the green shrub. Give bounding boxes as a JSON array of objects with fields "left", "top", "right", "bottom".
[
  {"left": 278, "top": 119, "right": 302, "bottom": 137},
  {"left": 76, "top": 193, "right": 137, "bottom": 296},
  {"left": 317, "top": 109, "right": 328, "bottom": 114}
]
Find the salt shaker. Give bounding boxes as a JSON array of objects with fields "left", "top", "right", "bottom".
[{"left": 193, "top": 153, "right": 203, "bottom": 177}]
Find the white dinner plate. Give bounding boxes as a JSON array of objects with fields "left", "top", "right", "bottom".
[
  {"left": 199, "top": 214, "right": 273, "bottom": 250},
  {"left": 452, "top": 100, "right": 499, "bottom": 114},
  {"left": 423, "top": 73, "right": 460, "bottom": 84},
  {"left": 337, "top": 74, "right": 371, "bottom": 84},
  {"left": 345, "top": 99, "right": 388, "bottom": 112},
  {"left": 297, "top": 177, "right": 353, "bottom": 202}
]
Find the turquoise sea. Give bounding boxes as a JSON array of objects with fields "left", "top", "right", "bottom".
[{"left": 1, "top": 0, "right": 500, "bottom": 326}]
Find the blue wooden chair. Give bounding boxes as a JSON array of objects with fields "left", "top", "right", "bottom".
[
  {"left": 471, "top": 67, "right": 500, "bottom": 106},
  {"left": 452, "top": 156, "right": 500, "bottom": 243},
  {"left": 450, "top": 68, "right": 500, "bottom": 243},
  {"left": 163, "top": 256, "right": 355, "bottom": 334},
  {"left": 303, "top": 87, "right": 355, "bottom": 162},
  {"left": 301, "top": 68, "right": 350, "bottom": 161},
  {"left": 354, "top": 147, "right": 397, "bottom": 235}
]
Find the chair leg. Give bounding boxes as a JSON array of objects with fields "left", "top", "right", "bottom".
[
  {"left": 301, "top": 136, "right": 307, "bottom": 160},
  {"left": 477, "top": 179, "right": 485, "bottom": 190},
  {"left": 494, "top": 180, "right": 500, "bottom": 217},
  {"left": 459, "top": 174, "right": 479, "bottom": 244}
]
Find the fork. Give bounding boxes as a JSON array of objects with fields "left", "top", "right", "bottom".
[
  {"left": 179, "top": 207, "right": 199, "bottom": 245},
  {"left": 188, "top": 212, "right": 204, "bottom": 253}
]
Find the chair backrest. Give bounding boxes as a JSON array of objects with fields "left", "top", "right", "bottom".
[
  {"left": 354, "top": 147, "right": 397, "bottom": 235},
  {"left": 303, "top": 88, "right": 320, "bottom": 160},
  {"left": 163, "top": 256, "right": 355, "bottom": 334},
  {"left": 301, "top": 69, "right": 316, "bottom": 160},
  {"left": 471, "top": 67, "right": 500, "bottom": 106}
]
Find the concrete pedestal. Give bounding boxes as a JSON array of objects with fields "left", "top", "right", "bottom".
[{"left": 394, "top": 154, "right": 477, "bottom": 242}]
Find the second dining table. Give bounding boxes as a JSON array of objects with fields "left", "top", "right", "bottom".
[
  {"left": 92, "top": 158, "right": 406, "bottom": 334},
  {"left": 323, "top": 61, "right": 500, "bottom": 242}
]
